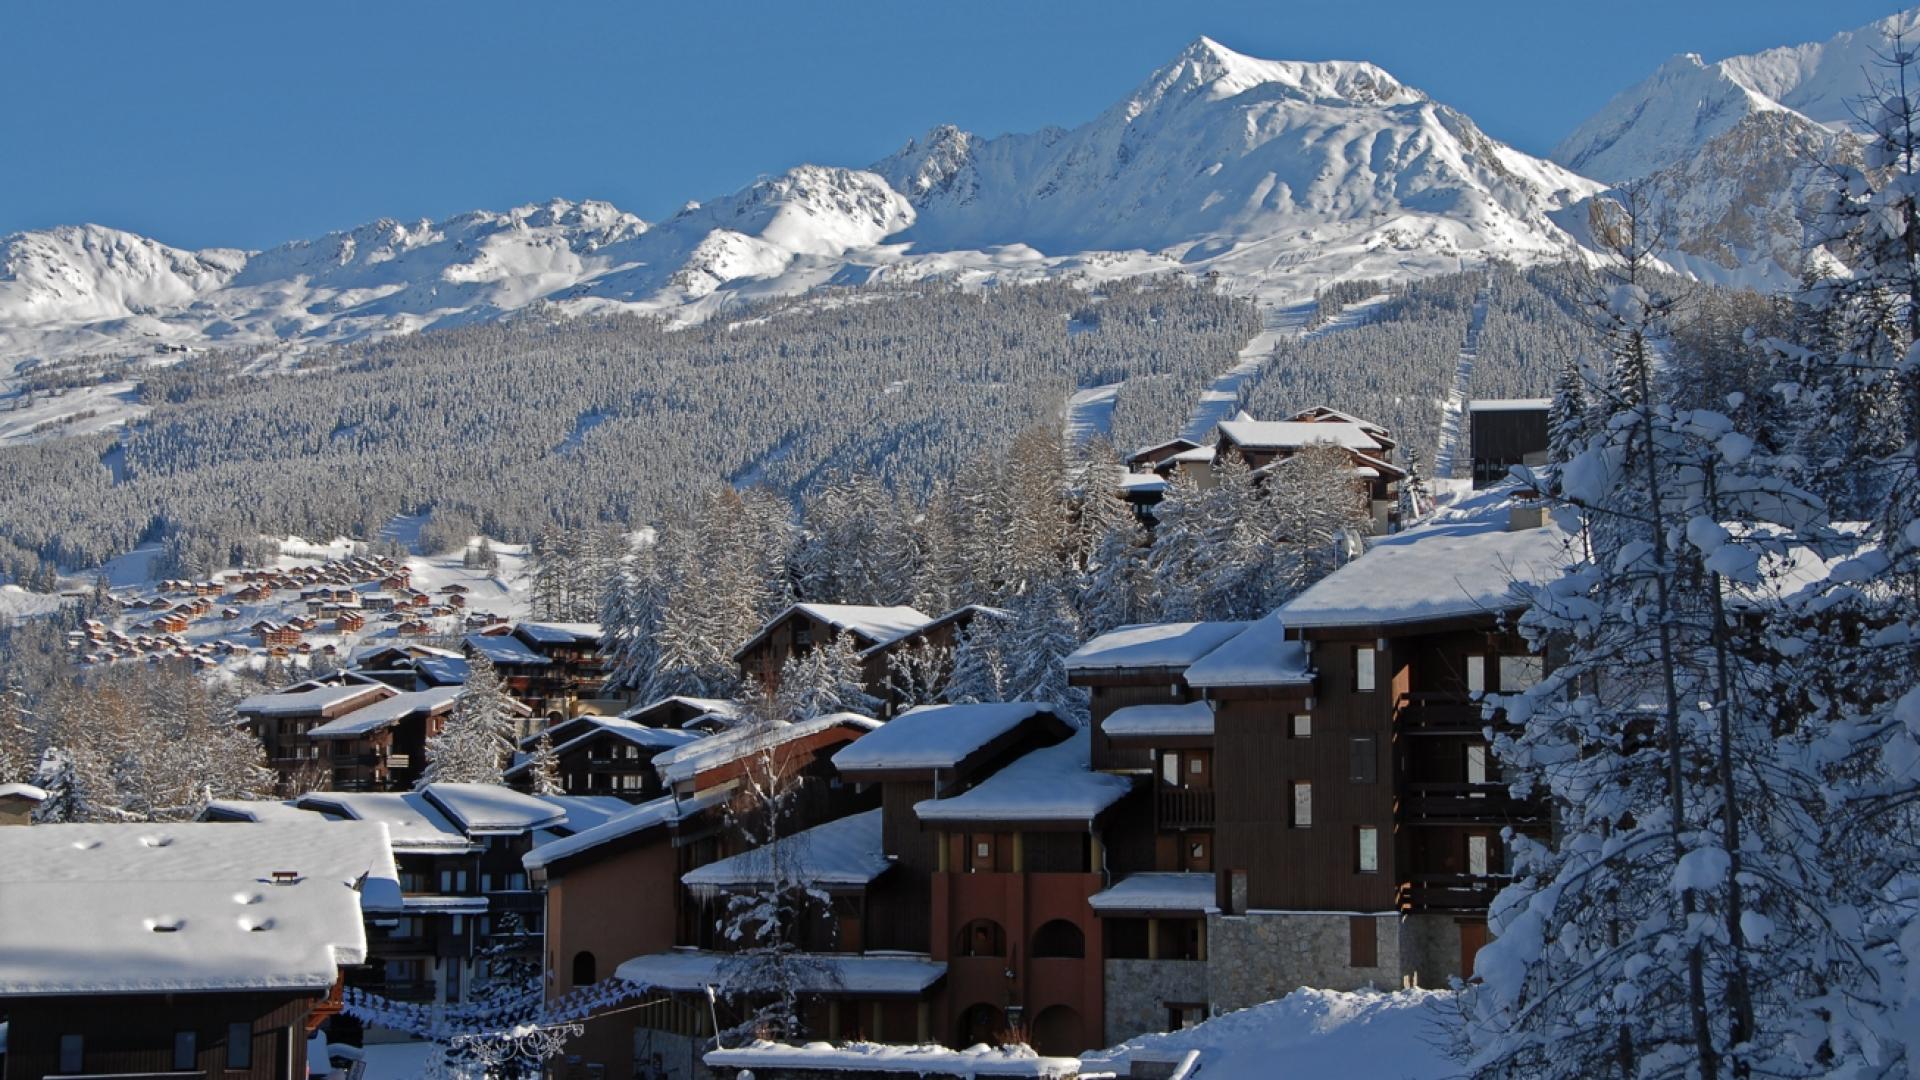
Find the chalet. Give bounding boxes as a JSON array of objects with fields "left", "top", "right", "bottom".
[
  {"left": 1062, "top": 482, "right": 1568, "bottom": 1023},
  {"left": 234, "top": 585, "right": 273, "bottom": 602},
  {"left": 335, "top": 610, "right": 366, "bottom": 633},
  {"left": 1214, "top": 415, "right": 1405, "bottom": 532},
  {"left": 855, "top": 605, "right": 1009, "bottom": 716},
  {"left": 618, "top": 694, "right": 740, "bottom": 730},
  {"left": 0, "top": 783, "right": 46, "bottom": 825},
  {"left": 438, "top": 583, "right": 469, "bottom": 595},
  {"left": 1467, "top": 397, "right": 1551, "bottom": 488},
  {"left": 733, "top": 603, "right": 932, "bottom": 692},
  {"left": 151, "top": 612, "right": 191, "bottom": 634},
  {"left": 379, "top": 573, "right": 412, "bottom": 591},
  {"left": 0, "top": 819, "right": 400, "bottom": 1080},
  {"left": 222, "top": 606, "right": 243, "bottom": 620},
  {"left": 466, "top": 622, "right": 608, "bottom": 722},
  {"left": 1124, "top": 437, "right": 1204, "bottom": 473},
  {"left": 538, "top": 712, "right": 878, "bottom": 1077},
  {"left": 363, "top": 593, "right": 397, "bottom": 613},
  {"left": 396, "top": 619, "right": 433, "bottom": 636},
  {"left": 254, "top": 621, "right": 303, "bottom": 648},
  {"left": 304, "top": 685, "right": 467, "bottom": 791},
  {"left": 289, "top": 614, "right": 319, "bottom": 632},
  {"left": 407, "top": 591, "right": 432, "bottom": 608},
  {"left": 504, "top": 715, "right": 701, "bottom": 801},
  {"left": 237, "top": 680, "right": 397, "bottom": 788}
]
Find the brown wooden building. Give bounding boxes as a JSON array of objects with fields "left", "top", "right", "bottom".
[
  {"left": 733, "top": 603, "right": 932, "bottom": 693},
  {"left": 1467, "top": 398, "right": 1551, "bottom": 487}
]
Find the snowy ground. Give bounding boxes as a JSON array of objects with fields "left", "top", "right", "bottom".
[
  {"left": 1083, "top": 987, "right": 1460, "bottom": 1079},
  {"left": 1181, "top": 292, "right": 1388, "bottom": 443},
  {"left": 0, "top": 380, "right": 147, "bottom": 446},
  {"left": 1432, "top": 280, "right": 1489, "bottom": 480},
  {"left": 1064, "top": 382, "right": 1123, "bottom": 445}
]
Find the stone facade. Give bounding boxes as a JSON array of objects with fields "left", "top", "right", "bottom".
[
  {"left": 1399, "top": 913, "right": 1465, "bottom": 989},
  {"left": 1103, "top": 958, "right": 1209, "bottom": 1045},
  {"left": 1205, "top": 912, "right": 1401, "bottom": 1014}
]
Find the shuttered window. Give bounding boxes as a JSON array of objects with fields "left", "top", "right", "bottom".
[
  {"left": 1349, "top": 916, "right": 1377, "bottom": 967},
  {"left": 1349, "top": 735, "right": 1377, "bottom": 783},
  {"left": 1292, "top": 782, "right": 1313, "bottom": 827}
]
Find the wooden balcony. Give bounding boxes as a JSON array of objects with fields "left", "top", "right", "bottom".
[
  {"left": 1398, "top": 781, "right": 1543, "bottom": 825},
  {"left": 1395, "top": 692, "right": 1506, "bottom": 735},
  {"left": 1155, "top": 785, "right": 1214, "bottom": 830},
  {"left": 1397, "top": 873, "right": 1512, "bottom": 913}
]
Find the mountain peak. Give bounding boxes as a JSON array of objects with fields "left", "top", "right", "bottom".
[{"left": 1137, "top": 37, "right": 1421, "bottom": 111}]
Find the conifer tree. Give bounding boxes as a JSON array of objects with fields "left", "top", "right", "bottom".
[{"left": 422, "top": 654, "right": 518, "bottom": 786}]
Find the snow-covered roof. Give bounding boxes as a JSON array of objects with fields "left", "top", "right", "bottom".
[
  {"left": 1467, "top": 398, "right": 1552, "bottom": 412},
  {"left": 414, "top": 656, "right": 472, "bottom": 685},
  {"left": 237, "top": 682, "right": 394, "bottom": 717},
  {"left": 1217, "top": 419, "right": 1382, "bottom": 452},
  {"left": 308, "top": 686, "right": 462, "bottom": 738},
  {"left": 1118, "top": 473, "right": 1169, "bottom": 496},
  {"left": 684, "top": 809, "right": 888, "bottom": 892},
  {"left": 0, "top": 819, "right": 398, "bottom": 996},
  {"left": 294, "top": 791, "right": 476, "bottom": 854},
  {"left": 658, "top": 713, "right": 880, "bottom": 787},
  {"left": 465, "top": 632, "right": 550, "bottom": 666},
  {"left": 423, "top": 783, "right": 567, "bottom": 834},
  {"left": 732, "top": 603, "right": 933, "bottom": 659},
  {"left": 522, "top": 791, "right": 724, "bottom": 873},
  {"left": 1289, "top": 407, "right": 1391, "bottom": 434},
  {"left": 706, "top": 1041, "right": 1078, "bottom": 1078},
  {"left": 616, "top": 949, "right": 946, "bottom": 996},
  {"left": 400, "top": 894, "right": 488, "bottom": 914},
  {"left": 535, "top": 795, "right": 634, "bottom": 839},
  {"left": 1182, "top": 611, "right": 1314, "bottom": 689},
  {"left": 1065, "top": 621, "right": 1251, "bottom": 674},
  {"left": 916, "top": 729, "right": 1131, "bottom": 827},
  {"left": 858, "top": 604, "right": 1009, "bottom": 657},
  {"left": 1281, "top": 486, "right": 1575, "bottom": 631},
  {"left": 202, "top": 799, "right": 325, "bottom": 824},
  {"left": 1101, "top": 701, "right": 1215, "bottom": 739},
  {"left": 616, "top": 695, "right": 740, "bottom": 724},
  {"left": 1088, "top": 872, "right": 1220, "bottom": 915},
  {"left": 505, "top": 717, "right": 701, "bottom": 777},
  {"left": 517, "top": 622, "right": 602, "bottom": 645},
  {"left": 0, "top": 782, "right": 48, "bottom": 802},
  {"left": 832, "top": 702, "right": 1059, "bottom": 776}
]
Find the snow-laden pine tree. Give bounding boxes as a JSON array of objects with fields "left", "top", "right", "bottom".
[
  {"left": 526, "top": 732, "right": 564, "bottom": 797},
  {"left": 882, "top": 638, "right": 956, "bottom": 713},
  {"left": 944, "top": 619, "right": 1011, "bottom": 705},
  {"left": 598, "top": 541, "right": 664, "bottom": 697},
  {"left": 713, "top": 693, "right": 841, "bottom": 1040},
  {"left": 771, "top": 631, "right": 878, "bottom": 721},
  {"left": 1461, "top": 185, "right": 1855, "bottom": 1080},
  {"left": 421, "top": 654, "right": 518, "bottom": 786},
  {"left": 994, "top": 580, "right": 1086, "bottom": 722}
]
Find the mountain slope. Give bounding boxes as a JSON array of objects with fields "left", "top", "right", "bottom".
[
  {"left": 1552, "top": 9, "right": 1914, "bottom": 286},
  {"left": 0, "top": 37, "right": 1601, "bottom": 372}
]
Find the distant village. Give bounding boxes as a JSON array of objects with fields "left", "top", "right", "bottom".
[{"left": 2, "top": 402, "right": 1563, "bottom": 1079}]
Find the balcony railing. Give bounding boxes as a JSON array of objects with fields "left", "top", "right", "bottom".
[
  {"left": 1156, "top": 785, "right": 1215, "bottom": 830},
  {"left": 1395, "top": 692, "right": 1506, "bottom": 734},
  {"left": 1397, "top": 873, "right": 1513, "bottom": 913},
  {"left": 1398, "top": 782, "right": 1543, "bottom": 824}
]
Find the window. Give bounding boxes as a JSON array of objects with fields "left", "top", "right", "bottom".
[
  {"left": 1466, "top": 745, "right": 1489, "bottom": 788},
  {"left": 1468, "top": 835, "right": 1491, "bottom": 877},
  {"left": 173, "top": 1030, "right": 198, "bottom": 1070},
  {"left": 1357, "top": 826, "right": 1380, "bottom": 872},
  {"left": 1465, "top": 654, "right": 1486, "bottom": 696},
  {"left": 59, "top": 1034, "right": 83, "bottom": 1074},
  {"left": 1500, "top": 654, "right": 1544, "bottom": 691},
  {"left": 227, "top": 1022, "right": 253, "bottom": 1069},
  {"left": 976, "top": 841, "right": 991, "bottom": 859},
  {"left": 1160, "top": 753, "right": 1179, "bottom": 785},
  {"left": 1292, "top": 782, "right": 1313, "bottom": 827},
  {"left": 1032, "top": 919, "right": 1086, "bottom": 959},
  {"left": 572, "top": 950, "right": 597, "bottom": 986},
  {"left": 1349, "top": 916, "right": 1378, "bottom": 967},
  {"left": 1354, "top": 647, "right": 1377, "bottom": 692},
  {"left": 1189, "top": 757, "right": 1204, "bottom": 775},
  {"left": 1348, "top": 735, "right": 1377, "bottom": 783},
  {"left": 1291, "top": 713, "right": 1312, "bottom": 738}
]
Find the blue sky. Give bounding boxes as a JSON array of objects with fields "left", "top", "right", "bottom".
[{"left": 2, "top": 2, "right": 1904, "bottom": 250}]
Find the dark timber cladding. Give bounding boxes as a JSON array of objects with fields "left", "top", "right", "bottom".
[
  {"left": 3, "top": 991, "right": 320, "bottom": 1080},
  {"left": 1468, "top": 400, "right": 1549, "bottom": 488},
  {"left": 1211, "top": 636, "right": 1399, "bottom": 912}
]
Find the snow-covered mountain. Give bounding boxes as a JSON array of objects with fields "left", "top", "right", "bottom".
[
  {"left": 1552, "top": 9, "right": 1918, "bottom": 287},
  {"left": 1, "top": 37, "right": 1604, "bottom": 372}
]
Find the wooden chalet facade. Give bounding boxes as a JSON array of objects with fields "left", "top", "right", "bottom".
[
  {"left": 1467, "top": 398, "right": 1551, "bottom": 488},
  {"left": 465, "top": 623, "right": 609, "bottom": 723},
  {"left": 504, "top": 715, "right": 701, "bottom": 801},
  {"left": 237, "top": 680, "right": 398, "bottom": 790},
  {"left": 732, "top": 603, "right": 932, "bottom": 693}
]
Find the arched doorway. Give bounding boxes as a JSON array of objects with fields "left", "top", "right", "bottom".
[
  {"left": 956, "top": 1002, "right": 1003, "bottom": 1048},
  {"left": 1030, "top": 1004, "right": 1085, "bottom": 1057}
]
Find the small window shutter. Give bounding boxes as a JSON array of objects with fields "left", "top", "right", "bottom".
[
  {"left": 1349, "top": 916, "right": 1377, "bottom": 967},
  {"left": 1349, "top": 735, "right": 1377, "bottom": 783}
]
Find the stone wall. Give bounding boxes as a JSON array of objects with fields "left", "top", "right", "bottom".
[
  {"left": 1205, "top": 912, "right": 1401, "bottom": 1013},
  {"left": 1399, "top": 913, "right": 1464, "bottom": 989},
  {"left": 1103, "top": 958, "right": 1209, "bottom": 1045}
]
